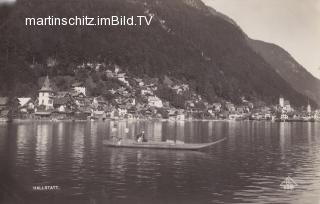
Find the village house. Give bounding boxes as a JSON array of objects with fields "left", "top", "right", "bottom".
[
  {"left": 264, "top": 113, "right": 272, "bottom": 120},
  {"left": 141, "top": 88, "right": 153, "bottom": 96},
  {"left": 225, "top": 102, "right": 236, "bottom": 112},
  {"left": 53, "top": 95, "right": 76, "bottom": 113},
  {"left": 116, "top": 73, "right": 130, "bottom": 86},
  {"left": 280, "top": 113, "right": 289, "bottom": 121},
  {"left": 167, "top": 109, "right": 185, "bottom": 120},
  {"left": 185, "top": 100, "right": 195, "bottom": 110},
  {"left": 148, "top": 96, "right": 163, "bottom": 108},
  {"left": 251, "top": 113, "right": 263, "bottom": 120},
  {"left": 212, "top": 103, "right": 222, "bottom": 112},
  {"left": 0, "top": 97, "right": 9, "bottom": 120},
  {"left": 91, "top": 110, "right": 106, "bottom": 120},
  {"left": 118, "top": 105, "right": 128, "bottom": 117},
  {"left": 72, "top": 82, "right": 86, "bottom": 96},
  {"left": 106, "top": 70, "right": 114, "bottom": 78},
  {"left": 229, "top": 113, "right": 242, "bottom": 120},
  {"left": 176, "top": 110, "right": 186, "bottom": 121},
  {"left": 92, "top": 96, "right": 108, "bottom": 111},
  {"left": 18, "top": 97, "right": 35, "bottom": 116},
  {"left": 279, "top": 96, "right": 293, "bottom": 113},
  {"left": 236, "top": 106, "right": 246, "bottom": 114},
  {"left": 73, "top": 93, "right": 89, "bottom": 107},
  {"left": 314, "top": 110, "right": 320, "bottom": 121},
  {"left": 283, "top": 100, "right": 293, "bottom": 112},
  {"left": 0, "top": 97, "right": 9, "bottom": 110},
  {"left": 171, "top": 84, "right": 189, "bottom": 95},
  {"left": 56, "top": 91, "right": 69, "bottom": 98},
  {"left": 172, "top": 85, "right": 183, "bottom": 94},
  {"left": 134, "top": 78, "right": 144, "bottom": 87}
]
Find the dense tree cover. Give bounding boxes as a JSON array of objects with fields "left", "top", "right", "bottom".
[{"left": 0, "top": 0, "right": 314, "bottom": 107}]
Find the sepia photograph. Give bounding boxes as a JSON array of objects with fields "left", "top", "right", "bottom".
[{"left": 0, "top": 0, "right": 319, "bottom": 203}]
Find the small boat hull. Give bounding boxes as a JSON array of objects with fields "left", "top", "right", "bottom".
[{"left": 103, "top": 138, "right": 226, "bottom": 151}]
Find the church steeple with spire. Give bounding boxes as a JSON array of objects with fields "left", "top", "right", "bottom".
[
  {"left": 38, "top": 75, "right": 54, "bottom": 110},
  {"left": 307, "top": 99, "right": 311, "bottom": 113},
  {"left": 40, "top": 75, "right": 53, "bottom": 92}
]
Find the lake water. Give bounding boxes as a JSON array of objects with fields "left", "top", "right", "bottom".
[{"left": 0, "top": 120, "right": 319, "bottom": 204}]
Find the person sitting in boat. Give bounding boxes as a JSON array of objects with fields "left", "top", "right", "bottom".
[
  {"left": 137, "top": 136, "right": 143, "bottom": 143},
  {"left": 117, "top": 138, "right": 122, "bottom": 145}
]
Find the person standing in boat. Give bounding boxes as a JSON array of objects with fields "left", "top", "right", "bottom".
[{"left": 136, "top": 131, "right": 147, "bottom": 142}]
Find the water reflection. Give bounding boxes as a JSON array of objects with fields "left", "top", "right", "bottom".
[
  {"left": 279, "top": 122, "right": 292, "bottom": 156},
  {"left": 153, "top": 121, "right": 162, "bottom": 141},
  {"left": 72, "top": 123, "right": 85, "bottom": 168},
  {"left": 35, "top": 123, "right": 52, "bottom": 171},
  {"left": 0, "top": 121, "right": 319, "bottom": 204}
]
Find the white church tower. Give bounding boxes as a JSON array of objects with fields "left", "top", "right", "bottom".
[
  {"left": 279, "top": 96, "right": 284, "bottom": 108},
  {"left": 38, "top": 76, "right": 54, "bottom": 110},
  {"left": 307, "top": 101, "right": 311, "bottom": 113}
]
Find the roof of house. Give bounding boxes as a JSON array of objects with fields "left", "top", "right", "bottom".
[
  {"left": 77, "top": 107, "right": 92, "bottom": 113},
  {"left": 54, "top": 97, "right": 70, "bottom": 106},
  {"left": 18, "top": 97, "right": 32, "bottom": 107},
  {"left": 72, "top": 92, "right": 85, "bottom": 97},
  {"left": 71, "top": 82, "right": 83, "bottom": 87},
  {"left": 56, "top": 91, "right": 70, "bottom": 97},
  {"left": 0, "top": 97, "right": 9, "bottom": 106}
]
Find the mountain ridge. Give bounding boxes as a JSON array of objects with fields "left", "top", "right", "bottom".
[
  {"left": 204, "top": 3, "right": 320, "bottom": 107},
  {"left": 248, "top": 39, "right": 320, "bottom": 106},
  {"left": 0, "top": 0, "right": 316, "bottom": 107}
]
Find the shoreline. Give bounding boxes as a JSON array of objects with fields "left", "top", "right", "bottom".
[{"left": 6, "top": 118, "right": 319, "bottom": 123}]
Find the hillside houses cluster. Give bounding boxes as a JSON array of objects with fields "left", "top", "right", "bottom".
[
  {"left": 0, "top": 97, "right": 10, "bottom": 122},
  {"left": 0, "top": 66, "right": 319, "bottom": 122}
]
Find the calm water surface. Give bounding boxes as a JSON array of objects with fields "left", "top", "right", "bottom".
[{"left": 0, "top": 120, "right": 319, "bottom": 204}]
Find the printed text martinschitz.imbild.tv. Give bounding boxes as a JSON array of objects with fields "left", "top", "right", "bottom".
[{"left": 25, "top": 15, "right": 154, "bottom": 26}]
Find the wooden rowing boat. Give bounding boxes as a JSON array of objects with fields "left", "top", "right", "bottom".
[{"left": 103, "top": 137, "right": 226, "bottom": 151}]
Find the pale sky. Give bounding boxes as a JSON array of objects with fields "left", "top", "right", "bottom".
[
  {"left": 0, "top": 0, "right": 14, "bottom": 4},
  {"left": 203, "top": 0, "right": 320, "bottom": 79}
]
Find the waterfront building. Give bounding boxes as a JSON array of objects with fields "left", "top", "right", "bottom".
[
  {"left": 281, "top": 114, "right": 289, "bottom": 121},
  {"left": 38, "top": 76, "right": 54, "bottom": 110},
  {"left": 225, "top": 102, "right": 236, "bottom": 112},
  {"left": 314, "top": 110, "right": 320, "bottom": 121},
  {"left": 72, "top": 82, "right": 86, "bottom": 96},
  {"left": 18, "top": 98, "right": 34, "bottom": 113},
  {"left": 0, "top": 97, "right": 9, "bottom": 110},
  {"left": 0, "top": 97, "right": 9, "bottom": 120},
  {"left": 148, "top": 96, "right": 163, "bottom": 108}
]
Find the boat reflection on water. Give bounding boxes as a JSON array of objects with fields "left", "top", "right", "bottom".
[{"left": 107, "top": 146, "right": 210, "bottom": 201}]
